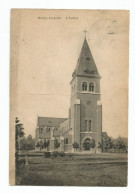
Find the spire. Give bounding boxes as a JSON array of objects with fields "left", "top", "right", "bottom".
[{"left": 72, "top": 37, "right": 100, "bottom": 78}]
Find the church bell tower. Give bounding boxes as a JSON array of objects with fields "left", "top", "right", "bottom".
[{"left": 70, "top": 36, "right": 102, "bottom": 152}]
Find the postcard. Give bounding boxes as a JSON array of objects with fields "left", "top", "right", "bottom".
[{"left": 10, "top": 9, "right": 129, "bottom": 186}]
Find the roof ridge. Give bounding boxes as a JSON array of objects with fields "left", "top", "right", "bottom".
[{"left": 38, "top": 116, "right": 67, "bottom": 119}]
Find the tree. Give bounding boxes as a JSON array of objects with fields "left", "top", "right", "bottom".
[
  {"left": 43, "top": 139, "right": 50, "bottom": 151},
  {"left": 15, "top": 117, "right": 25, "bottom": 183},
  {"left": 98, "top": 141, "right": 103, "bottom": 152},
  {"left": 104, "top": 137, "right": 113, "bottom": 151},
  {"left": 27, "top": 134, "right": 35, "bottom": 150},
  {"left": 72, "top": 141, "right": 79, "bottom": 152},
  {"left": 20, "top": 134, "right": 35, "bottom": 150},
  {"left": 98, "top": 133, "right": 128, "bottom": 153},
  {"left": 36, "top": 140, "right": 44, "bottom": 150},
  {"left": 98, "top": 133, "right": 113, "bottom": 152},
  {"left": 20, "top": 137, "right": 26, "bottom": 150},
  {"left": 36, "top": 139, "right": 50, "bottom": 151},
  {"left": 54, "top": 139, "right": 60, "bottom": 150},
  {"left": 15, "top": 117, "right": 25, "bottom": 150},
  {"left": 112, "top": 136, "right": 127, "bottom": 152}
]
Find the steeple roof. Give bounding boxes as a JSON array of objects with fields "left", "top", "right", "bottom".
[{"left": 72, "top": 38, "right": 100, "bottom": 78}]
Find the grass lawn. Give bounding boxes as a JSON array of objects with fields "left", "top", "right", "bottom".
[{"left": 17, "top": 153, "right": 127, "bottom": 186}]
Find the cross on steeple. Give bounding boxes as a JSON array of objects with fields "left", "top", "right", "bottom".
[{"left": 83, "top": 30, "right": 87, "bottom": 38}]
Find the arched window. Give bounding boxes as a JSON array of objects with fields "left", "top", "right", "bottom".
[
  {"left": 89, "top": 82, "right": 95, "bottom": 92},
  {"left": 89, "top": 120, "right": 92, "bottom": 132},
  {"left": 46, "top": 127, "right": 50, "bottom": 132},
  {"left": 82, "top": 82, "right": 87, "bottom": 91},
  {"left": 84, "top": 120, "right": 87, "bottom": 131},
  {"left": 40, "top": 128, "right": 43, "bottom": 132}
]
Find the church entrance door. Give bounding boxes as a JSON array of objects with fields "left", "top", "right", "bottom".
[{"left": 83, "top": 138, "right": 91, "bottom": 150}]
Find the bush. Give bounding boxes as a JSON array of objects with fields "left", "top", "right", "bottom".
[
  {"left": 59, "top": 151, "right": 65, "bottom": 157},
  {"left": 72, "top": 141, "right": 79, "bottom": 151},
  {"left": 50, "top": 156, "right": 55, "bottom": 159},
  {"left": 44, "top": 152, "right": 51, "bottom": 158},
  {"left": 52, "top": 151, "right": 59, "bottom": 157},
  {"left": 65, "top": 153, "right": 74, "bottom": 157},
  {"left": 64, "top": 156, "right": 70, "bottom": 161}
]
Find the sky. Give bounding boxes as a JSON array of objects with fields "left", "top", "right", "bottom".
[{"left": 13, "top": 10, "right": 129, "bottom": 138}]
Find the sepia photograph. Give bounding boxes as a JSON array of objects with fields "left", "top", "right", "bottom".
[{"left": 10, "top": 9, "right": 129, "bottom": 186}]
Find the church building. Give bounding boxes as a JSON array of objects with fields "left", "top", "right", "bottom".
[{"left": 35, "top": 36, "right": 102, "bottom": 153}]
